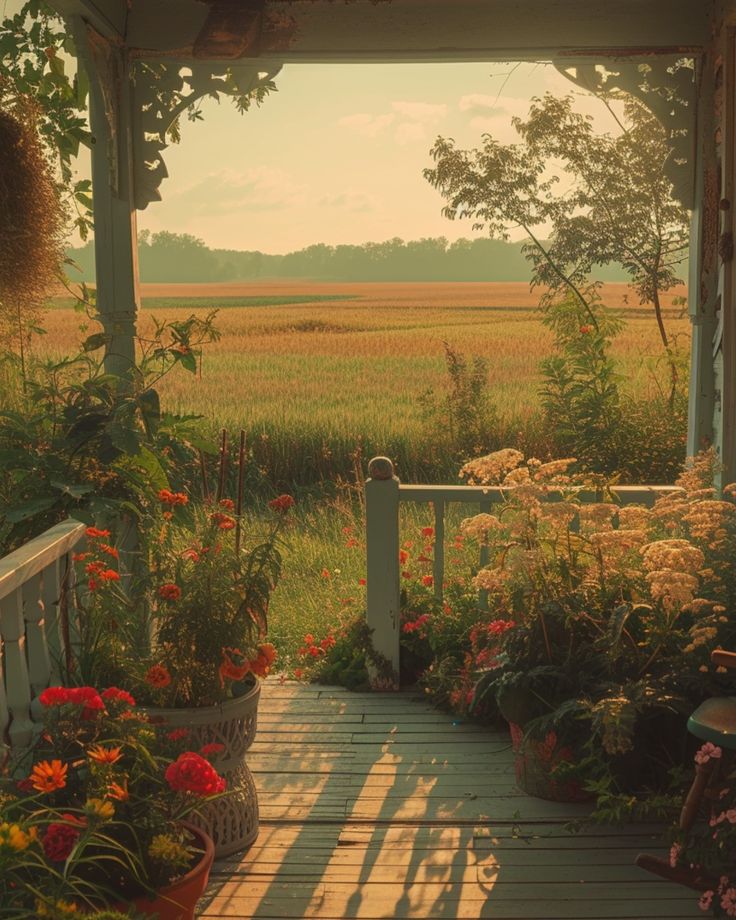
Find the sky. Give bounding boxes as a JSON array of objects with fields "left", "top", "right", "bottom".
[{"left": 132, "top": 62, "right": 623, "bottom": 254}]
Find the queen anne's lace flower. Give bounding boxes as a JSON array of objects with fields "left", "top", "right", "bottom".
[
  {"left": 460, "top": 449, "right": 524, "bottom": 485},
  {"left": 460, "top": 514, "right": 504, "bottom": 541},
  {"left": 641, "top": 539, "right": 705, "bottom": 574}
]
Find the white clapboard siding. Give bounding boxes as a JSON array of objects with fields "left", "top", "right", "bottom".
[{"left": 0, "top": 519, "right": 86, "bottom": 750}]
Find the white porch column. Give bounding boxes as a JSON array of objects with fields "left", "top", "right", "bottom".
[{"left": 75, "top": 21, "right": 140, "bottom": 376}]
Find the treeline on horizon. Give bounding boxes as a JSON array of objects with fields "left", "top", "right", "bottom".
[{"left": 67, "top": 231, "right": 638, "bottom": 284}]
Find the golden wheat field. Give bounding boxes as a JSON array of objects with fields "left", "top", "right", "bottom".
[{"left": 41, "top": 281, "right": 689, "bottom": 483}]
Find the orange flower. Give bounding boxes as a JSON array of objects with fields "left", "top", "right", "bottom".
[
  {"left": 87, "top": 745, "right": 122, "bottom": 765},
  {"left": 145, "top": 664, "right": 172, "bottom": 688},
  {"left": 85, "top": 527, "right": 111, "bottom": 539},
  {"left": 259, "top": 643, "right": 277, "bottom": 666},
  {"left": 30, "top": 760, "right": 68, "bottom": 793},
  {"left": 106, "top": 778, "right": 129, "bottom": 802},
  {"left": 219, "top": 647, "right": 250, "bottom": 686}
]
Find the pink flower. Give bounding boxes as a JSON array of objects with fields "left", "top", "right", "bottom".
[
  {"left": 695, "top": 742, "right": 723, "bottom": 765},
  {"left": 699, "top": 890, "right": 714, "bottom": 912},
  {"left": 669, "top": 842, "right": 682, "bottom": 868},
  {"left": 721, "top": 887, "right": 736, "bottom": 916}
]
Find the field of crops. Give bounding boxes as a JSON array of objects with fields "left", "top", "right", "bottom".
[{"left": 41, "top": 280, "right": 689, "bottom": 486}]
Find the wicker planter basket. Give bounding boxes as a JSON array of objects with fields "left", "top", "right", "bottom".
[{"left": 147, "top": 680, "right": 261, "bottom": 857}]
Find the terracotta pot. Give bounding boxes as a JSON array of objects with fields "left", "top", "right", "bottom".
[
  {"left": 126, "top": 823, "right": 214, "bottom": 920},
  {"left": 508, "top": 721, "right": 592, "bottom": 803},
  {"left": 146, "top": 679, "right": 261, "bottom": 857}
]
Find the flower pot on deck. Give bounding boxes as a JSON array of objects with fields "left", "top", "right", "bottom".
[
  {"left": 125, "top": 823, "right": 214, "bottom": 920},
  {"left": 508, "top": 721, "right": 592, "bottom": 803},
  {"left": 147, "top": 679, "right": 261, "bottom": 857}
]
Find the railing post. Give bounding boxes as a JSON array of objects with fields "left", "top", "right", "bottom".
[{"left": 365, "top": 456, "right": 401, "bottom": 687}]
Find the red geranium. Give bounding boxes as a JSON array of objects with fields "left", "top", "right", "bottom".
[
  {"left": 101, "top": 687, "right": 136, "bottom": 707},
  {"left": 165, "top": 752, "right": 226, "bottom": 796},
  {"left": 268, "top": 494, "right": 295, "bottom": 514},
  {"left": 158, "top": 583, "right": 182, "bottom": 602}
]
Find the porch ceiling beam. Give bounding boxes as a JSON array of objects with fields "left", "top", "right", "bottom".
[
  {"left": 125, "top": 0, "right": 707, "bottom": 62},
  {"left": 46, "top": 0, "right": 127, "bottom": 40}
]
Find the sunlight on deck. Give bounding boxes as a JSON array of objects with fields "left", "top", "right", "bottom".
[{"left": 200, "top": 681, "right": 700, "bottom": 919}]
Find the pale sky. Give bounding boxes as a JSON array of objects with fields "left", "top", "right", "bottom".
[{"left": 132, "top": 62, "right": 623, "bottom": 253}]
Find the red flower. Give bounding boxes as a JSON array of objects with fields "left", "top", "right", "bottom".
[
  {"left": 101, "top": 687, "right": 136, "bottom": 707},
  {"left": 320, "top": 635, "right": 336, "bottom": 651},
  {"left": 210, "top": 512, "right": 235, "bottom": 530},
  {"left": 346, "top": 538, "right": 359, "bottom": 548},
  {"left": 321, "top": 568, "right": 331, "bottom": 579},
  {"left": 39, "top": 687, "right": 73, "bottom": 707},
  {"left": 165, "top": 753, "right": 226, "bottom": 796},
  {"left": 43, "top": 816, "right": 86, "bottom": 861},
  {"left": 167, "top": 728, "right": 190, "bottom": 742},
  {"left": 99, "top": 542, "right": 119, "bottom": 559},
  {"left": 421, "top": 527, "right": 434, "bottom": 538},
  {"left": 358, "top": 578, "right": 366, "bottom": 586},
  {"left": 218, "top": 498, "right": 235, "bottom": 511},
  {"left": 399, "top": 550, "right": 409, "bottom": 565},
  {"left": 421, "top": 575, "right": 433, "bottom": 587},
  {"left": 158, "top": 583, "right": 182, "bottom": 602},
  {"left": 200, "top": 742, "right": 225, "bottom": 757},
  {"left": 579, "top": 324, "right": 592, "bottom": 334},
  {"left": 145, "top": 664, "right": 172, "bottom": 688},
  {"left": 219, "top": 648, "right": 250, "bottom": 686},
  {"left": 268, "top": 494, "right": 295, "bottom": 513},
  {"left": 85, "top": 527, "right": 111, "bottom": 539},
  {"left": 158, "top": 489, "right": 189, "bottom": 506}
]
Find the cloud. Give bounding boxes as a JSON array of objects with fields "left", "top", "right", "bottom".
[
  {"left": 166, "top": 167, "right": 309, "bottom": 216},
  {"left": 338, "top": 112, "right": 395, "bottom": 137},
  {"left": 318, "top": 189, "right": 377, "bottom": 212},
  {"left": 391, "top": 101, "right": 447, "bottom": 123},
  {"left": 459, "top": 93, "right": 501, "bottom": 114}
]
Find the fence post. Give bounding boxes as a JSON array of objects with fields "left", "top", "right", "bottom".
[{"left": 365, "top": 456, "right": 401, "bottom": 687}]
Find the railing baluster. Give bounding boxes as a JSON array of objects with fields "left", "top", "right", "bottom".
[
  {"left": 0, "top": 586, "right": 34, "bottom": 749},
  {"left": 478, "top": 499, "right": 492, "bottom": 612},
  {"left": 23, "top": 573, "right": 51, "bottom": 697},
  {"left": 433, "top": 500, "right": 445, "bottom": 604},
  {"left": 43, "top": 559, "right": 64, "bottom": 682}
]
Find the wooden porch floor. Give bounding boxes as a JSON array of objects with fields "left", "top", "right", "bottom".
[{"left": 199, "top": 681, "right": 700, "bottom": 920}]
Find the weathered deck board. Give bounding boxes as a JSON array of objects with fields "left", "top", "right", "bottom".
[{"left": 199, "top": 682, "right": 700, "bottom": 920}]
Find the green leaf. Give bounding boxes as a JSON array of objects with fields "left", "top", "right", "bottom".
[
  {"left": 82, "top": 332, "right": 108, "bottom": 352},
  {"left": 4, "top": 496, "right": 58, "bottom": 523}
]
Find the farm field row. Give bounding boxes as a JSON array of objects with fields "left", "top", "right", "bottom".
[{"left": 40, "top": 281, "right": 690, "bottom": 485}]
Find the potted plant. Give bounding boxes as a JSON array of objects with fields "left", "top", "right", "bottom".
[
  {"left": 73, "top": 448, "right": 294, "bottom": 856},
  {"left": 1, "top": 684, "right": 225, "bottom": 919},
  {"left": 459, "top": 448, "right": 736, "bottom": 807}
]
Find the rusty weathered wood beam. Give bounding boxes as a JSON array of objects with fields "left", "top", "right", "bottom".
[{"left": 193, "top": 0, "right": 265, "bottom": 59}]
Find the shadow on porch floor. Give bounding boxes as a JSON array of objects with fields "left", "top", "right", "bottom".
[{"left": 198, "top": 680, "right": 699, "bottom": 919}]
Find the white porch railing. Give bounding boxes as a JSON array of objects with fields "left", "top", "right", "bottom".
[
  {"left": 364, "top": 456, "right": 680, "bottom": 678},
  {"left": 0, "top": 519, "right": 85, "bottom": 752}
]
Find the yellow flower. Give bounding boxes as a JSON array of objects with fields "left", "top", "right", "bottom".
[
  {"left": 0, "top": 821, "right": 37, "bottom": 852},
  {"left": 148, "top": 833, "right": 190, "bottom": 868},
  {"left": 85, "top": 797, "right": 115, "bottom": 820},
  {"left": 35, "top": 899, "right": 78, "bottom": 917}
]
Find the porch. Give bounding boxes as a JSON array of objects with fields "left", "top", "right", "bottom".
[{"left": 200, "top": 679, "right": 700, "bottom": 920}]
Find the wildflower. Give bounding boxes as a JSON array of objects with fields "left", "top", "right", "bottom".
[
  {"left": 618, "top": 506, "right": 652, "bottom": 529},
  {"left": 35, "top": 900, "right": 78, "bottom": 917},
  {"left": 210, "top": 511, "right": 235, "bottom": 530},
  {"left": 158, "top": 583, "right": 182, "bottom": 602},
  {"left": 88, "top": 745, "right": 122, "bottom": 765},
  {"left": 98, "top": 542, "right": 119, "bottom": 558},
  {"left": 722, "top": 888, "right": 736, "bottom": 916},
  {"left": 421, "top": 526, "right": 434, "bottom": 538},
  {"left": 487, "top": 619, "right": 515, "bottom": 636},
  {"left": 321, "top": 568, "right": 331, "bottom": 579},
  {"left": 641, "top": 539, "right": 705, "bottom": 574},
  {"left": 85, "top": 798, "right": 115, "bottom": 820},
  {"left": 321, "top": 635, "right": 336, "bottom": 651},
  {"left": 578, "top": 503, "right": 615, "bottom": 531},
  {"left": 145, "top": 664, "right": 172, "bottom": 688},
  {"left": 101, "top": 686, "right": 136, "bottom": 707},
  {"left": 0, "top": 821, "right": 37, "bottom": 852},
  {"left": 695, "top": 742, "right": 722, "bottom": 765},
  {"left": 699, "top": 890, "right": 714, "bottom": 911},
  {"left": 669, "top": 842, "right": 682, "bottom": 867},
  {"left": 534, "top": 458, "right": 577, "bottom": 482},
  {"left": 107, "top": 778, "right": 129, "bottom": 801},
  {"left": 460, "top": 449, "right": 524, "bottom": 485},
  {"left": 472, "top": 568, "right": 508, "bottom": 593},
  {"left": 85, "top": 527, "right": 111, "bottom": 539},
  {"left": 346, "top": 538, "right": 359, "bottom": 548},
  {"left": 42, "top": 816, "right": 85, "bottom": 861},
  {"left": 149, "top": 833, "right": 190, "bottom": 866},
  {"left": 30, "top": 760, "right": 68, "bottom": 793},
  {"left": 579, "top": 324, "right": 592, "bottom": 334},
  {"left": 421, "top": 575, "right": 433, "bottom": 587},
  {"left": 219, "top": 498, "right": 235, "bottom": 510},
  {"left": 460, "top": 513, "right": 504, "bottom": 542},
  {"left": 158, "top": 489, "right": 188, "bottom": 506},
  {"left": 358, "top": 578, "right": 366, "bottom": 586},
  {"left": 268, "top": 494, "right": 295, "bottom": 513},
  {"left": 165, "top": 752, "right": 226, "bottom": 796},
  {"left": 399, "top": 549, "right": 409, "bottom": 564},
  {"left": 39, "top": 686, "right": 74, "bottom": 707}
]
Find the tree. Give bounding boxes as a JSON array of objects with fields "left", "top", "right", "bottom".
[{"left": 424, "top": 92, "right": 690, "bottom": 394}]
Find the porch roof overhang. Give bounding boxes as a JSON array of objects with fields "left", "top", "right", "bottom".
[{"left": 49, "top": 0, "right": 708, "bottom": 62}]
